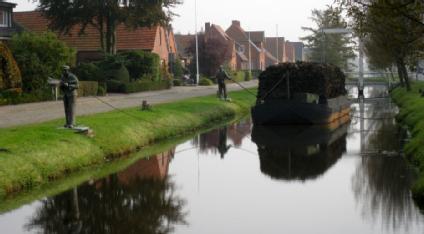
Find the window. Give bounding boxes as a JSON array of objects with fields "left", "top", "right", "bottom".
[{"left": 0, "top": 10, "right": 11, "bottom": 27}]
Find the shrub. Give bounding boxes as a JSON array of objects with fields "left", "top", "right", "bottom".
[
  {"left": 173, "top": 79, "right": 182, "bottom": 86},
  {"left": 171, "top": 58, "right": 184, "bottom": 79},
  {"left": 74, "top": 63, "right": 102, "bottom": 81},
  {"left": 199, "top": 77, "right": 214, "bottom": 86},
  {"left": 120, "top": 50, "right": 160, "bottom": 81},
  {"left": 107, "top": 64, "right": 130, "bottom": 83},
  {"left": 0, "top": 42, "right": 21, "bottom": 91},
  {"left": 97, "top": 84, "right": 107, "bottom": 96},
  {"left": 106, "top": 80, "right": 171, "bottom": 93},
  {"left": 78, "top": 81, "right": 99, "bottom": 97},
  {"left": 244, "top": 71, "right": 252, "bottom": 81},
  {"left": 106, "top": 80, "right": 125, "bottom": 93},
  {"left": 10, "top": 32, "right": 76, "bottom": 93}
]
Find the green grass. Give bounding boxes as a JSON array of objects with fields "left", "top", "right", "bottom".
[
  {"left": 391, "top": 82, "right": 424, "bottom": 205},
  {"left": 0, "top": 89, "right": 257, "bottom": 199}
]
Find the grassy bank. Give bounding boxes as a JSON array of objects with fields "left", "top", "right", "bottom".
[
  {"left": 0, "top": 89, "right": 256, "bottom": 199},
  {"left": 391, "top": 82, "right": 424, "bottom": 204}
]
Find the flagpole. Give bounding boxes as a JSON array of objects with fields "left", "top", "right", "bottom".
[{"left": 194, "top": 0, "right": 200, "bottom": 85}]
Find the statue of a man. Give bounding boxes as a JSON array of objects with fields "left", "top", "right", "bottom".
[
  {"left": 216, "top": 65, "right": 231, "bottom": 100},
  {"left": 60, "top": 65, "right": 79, "bottom": 129}
]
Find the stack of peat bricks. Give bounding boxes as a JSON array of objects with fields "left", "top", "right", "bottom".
[{"left": 257, "top": 62, "right": 347, "bottom": 101}]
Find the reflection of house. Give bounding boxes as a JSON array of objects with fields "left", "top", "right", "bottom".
[
  {"left": 14, "top": 11, "right": 177, "bottom": 64},
  {"left": 227, "top": 119, "right": 252, "bottom": 147},
  {"left": 226, "top": 20, "right": 266, "bottom": 71},
  {"left": 205, "top": 22, "right": 237, "bottom": 70},
  {"left": 117, "top": 149, "right": 175, "bottom": 185},
  {"left": 0, "top": 1, "right": 17, "bottom": 41}
]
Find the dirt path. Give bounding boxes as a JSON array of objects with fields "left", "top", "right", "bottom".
[{"left": 0, "top": 80, "right": 257, "bottom": 128}]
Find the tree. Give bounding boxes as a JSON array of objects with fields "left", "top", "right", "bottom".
[
  {"left": 10, "top": 32, "right": 76, "bottom": 93},
  {"left": 37, "top": 0, "right": 181, "bottom": 54},
  {"left": 338, "top": 0, "right": 424, "bottom": 90},
  {"left": 301, "top": 7, "right": 356, "bottom": 70},
  {"left": 186, "top": 34, "right": 231, "bottom": 77}
]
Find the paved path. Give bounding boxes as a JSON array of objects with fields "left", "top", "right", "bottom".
[{"left": 0, "top": 80, "right": 258, "bottom": 128}]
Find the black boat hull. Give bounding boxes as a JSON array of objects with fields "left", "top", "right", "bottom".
[{"left": 251, "top": 96, "right": 351, "bottom": 125}]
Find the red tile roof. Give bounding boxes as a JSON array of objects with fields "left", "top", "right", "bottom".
[{"left": 14, "top": 11, "right": 159, "bottom": 52}]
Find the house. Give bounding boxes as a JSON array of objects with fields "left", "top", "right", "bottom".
[
  {"left": 226, "top": 20, "right": 266, "bottom": 71},
  {"left": 174, "top": 34, "right": 195, "bottom": 68},
  {"left": 13, "top": 11, "right": 177, "bottom": 65},
  {"left": 0, "top": 1, "right": 18, "bottom": 41},
  {"left": 265, "top": 37, "right": 285, "bottom": 63},
  {"left": 285, "top": 41, "right": 296, "bottom": 63},
  {"left": 204, "top": 22, "right": 237, "bottom": 70},
  {"left": 291, "top": 42, "right": 305, "bottom": 62}
]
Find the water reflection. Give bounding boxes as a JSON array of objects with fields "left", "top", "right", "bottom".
[
  {"left": 25, "top": 149, "right": 187, "bottom": 234},
  {"left": 192, "top": 119, "right": 252, "bottom": 158},
  {"left": 351, "top": 94, "right": 423, "bottom": 233},
  {"left": 252, "top": 123, "right": 348, "bottom": 181}
]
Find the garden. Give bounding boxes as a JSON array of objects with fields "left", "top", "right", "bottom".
[{"left": 0, "top": 31, "right": 178, "bottom": 106}]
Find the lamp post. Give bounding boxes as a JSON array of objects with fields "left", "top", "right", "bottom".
[{"left": 194, "top": 0, "right": 200, "bottom": 85}]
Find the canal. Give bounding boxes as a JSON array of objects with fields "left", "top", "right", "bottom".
[{"left": 1, "top": 86, "right": 424, "bottom": 233}]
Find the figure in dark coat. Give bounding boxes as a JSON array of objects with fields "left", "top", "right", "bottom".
[
  {"left": 60, "top": 65, "right": 79, "bottom": 128},
  {"left": 216, "top": 66, "right": 231, "bottom": 100}
]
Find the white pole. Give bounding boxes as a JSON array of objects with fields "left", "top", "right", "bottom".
[
  {"left": 248, "top": 31, "right": 252, "bottom": 72},
  {"left": 276, "top": 24, "right": 279, "bottom": 64},
  {"left": 194, "top": 0, "right": 200, "bottom": 85},
  {"left": 359, "top": 38, "right": 364, "bottom": 93}
]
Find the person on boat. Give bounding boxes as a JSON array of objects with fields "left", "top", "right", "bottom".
[{"left": 216, "top": 65, "right": 231, "bottom": 101}]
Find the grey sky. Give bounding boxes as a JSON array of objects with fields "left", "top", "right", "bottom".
[{"left": 12, "top": 0, "right": 334, "bottom": 41}]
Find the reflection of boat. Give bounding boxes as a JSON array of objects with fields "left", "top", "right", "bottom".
[{"left": 252, "top": 121, "right": 348, "bottom": 181}]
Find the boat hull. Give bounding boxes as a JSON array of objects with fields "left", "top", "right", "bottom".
[{"left": 251, "top": 96, "right": 351, "bottom": 125}]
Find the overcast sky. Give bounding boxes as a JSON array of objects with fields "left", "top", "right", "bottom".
[{"left": 12, "top": 0, "right": 335, "bottom": 41}]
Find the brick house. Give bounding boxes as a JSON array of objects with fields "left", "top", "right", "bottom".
[
  {"left": 291, "top": 42, "right": 305, "bottom": 62},
  {"left": 204, "top": 22, "right": 237, "bottom": 70},
  {"left": 285, "top": 41, "right": 296, "bottom": 63},
  {"left": 174, "top": 34, "right": 194, "bottom": 68},
  {"left": 265, "top": 37, "right": 285, "bottom": 64},
  {"left": 0, "top": 1, "right": 17, "bottom": 41},
  {"left": 14, "top": 11, "right": 177, "bottom": 65},
  {"left": 226, "top": 20, "right": 266, "bottom": 71}
]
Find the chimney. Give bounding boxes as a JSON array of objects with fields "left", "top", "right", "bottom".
[
  {"left": 205, "top": 22, "right": 211, "bottom": 33},
  {"left": 232, "top": 20, "right": 241, "bottom": 27}
]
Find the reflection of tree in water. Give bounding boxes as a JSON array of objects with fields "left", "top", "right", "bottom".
[
  {"left": 25, "top": 151, "right": 187, "bottom": 234},
  {"left": 252, "top": 125, "right": 348, "bottom": 181},
  {"left": 352, "top": 117, "right": 423, "bottom": 233},
  {"left": 192, "top": 119, "right": 251, "bottom": 158}
]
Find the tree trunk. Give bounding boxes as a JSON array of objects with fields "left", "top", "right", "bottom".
[
  {"left": 396, "top": 60, "right": 405, "bottom": 87},
  {"left": 398, "top": 57, "right": 411, "bottom": 91},
  {"left": 105, "top": 15, "right": 117, "bottom": 55}
]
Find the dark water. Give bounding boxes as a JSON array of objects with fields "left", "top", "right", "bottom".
[{"left": 1, "top": 86, "right": 424, "bottom": 234}]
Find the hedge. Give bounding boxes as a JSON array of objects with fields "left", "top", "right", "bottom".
[
  {"left": 0, "top": 42, "right": 21, "bottom": 91},
  {"left": 120, "top": 51, "right": 161, "bottom": 81},
  {"left": 199, "top": 77, "right": 214, "bottom": 86},
  {"left": 78, "top": 81, "right": 99, "bottom": 97},
  {"left": 107, "top": 80, "right": 171, "bottom": 93}
]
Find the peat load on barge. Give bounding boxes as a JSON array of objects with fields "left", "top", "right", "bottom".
[{"left": 252, "top": 62, "right": 351, "bottom": 125}]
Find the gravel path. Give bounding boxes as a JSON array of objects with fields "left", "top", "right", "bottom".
[{"left": 0, "top": 80, "right": 258, "bottom": 128}]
